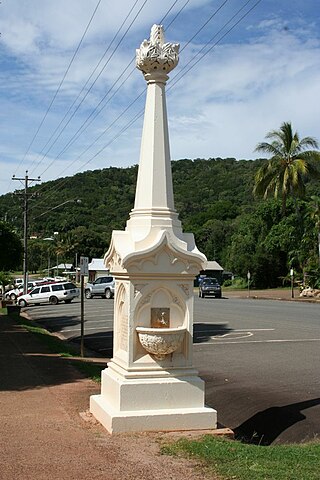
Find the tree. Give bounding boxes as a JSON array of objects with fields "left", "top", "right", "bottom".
[
  {"left": 0, "top": 221, "right": 23, "bottom": 271},
  {"left": 253, "top": 122, "right": 320, "bottom": 214},
  {"left": 0, "top": 271, "right": 14, "bottom": 295},
  {"left": 307, "top": 196, "right": 320, "bottom": 266}
]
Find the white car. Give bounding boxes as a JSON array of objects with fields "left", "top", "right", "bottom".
[
  {"left": 17, "top": 282, "right": 80, "bottom": 307},
  {"left": 5, "top": 285, "right": 24, "bottom": 301},
  {"left": 5, "top": 281, "right": 45, "bottom": 301}
]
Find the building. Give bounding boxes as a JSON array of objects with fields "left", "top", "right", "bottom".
[
  {"left": 198, "top": 260, "right": 224, "bottom": 284},
  {"left": 88, "top": 258, "right": 109, "bottom": 282}
]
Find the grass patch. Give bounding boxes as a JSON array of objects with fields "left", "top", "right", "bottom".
[
  {"left": 161, "top": 435, "right": 320, "bottom": 480},
  {"left": 7, "top": 314, "right": 104, "bottom": 382},
  {"left": 70, "top": 361, "right": 103, "bottom": 382},
  {"left": 17, "top": 316, "right": 79, "bottom": 356}
]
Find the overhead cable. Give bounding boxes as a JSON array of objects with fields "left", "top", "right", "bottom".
[
  {"left": 11, "top": 0, "right": 103, "bottom": 181},
  {"left": 31, "top": 0, "right": 261, "bottom": 214}
]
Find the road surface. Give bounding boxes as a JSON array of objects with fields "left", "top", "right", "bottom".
[{"left": 23, "top": 295, "right": 320, "bottom": 444}]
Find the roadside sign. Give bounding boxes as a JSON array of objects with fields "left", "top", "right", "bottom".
[
  {"left": 80, "top": 256, "right": 89, "bottom": 276},
  {"left": 290, "top": 268, "right": 294, "bottom": 277},
  {"left": 79, "top": 256, "right": 88, "bottom": 357},
  {"left": 247, "top": 271, "right": 251, "bottom": 280}
]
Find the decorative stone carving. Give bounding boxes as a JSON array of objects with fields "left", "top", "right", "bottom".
[
  {"left": 179, "top": 284, "right": 190, "bottom": 297},
  {"left": 136, "top": 326, "right": 185, "bottom": 360},
  {"left": 117, "top": 282, "right": 128, "bottom": 352},
  {"left": 140, "top": 293, "right": 152, "bottom": 306},
  {"left": 134, "top": 284, "right": 147, "bottom": 297},
  {"left": 136, "top": 24, "right": 179, "bottom": 76},
  {"left": 106, "top": 244, "right": 123, "bottom": 272}
]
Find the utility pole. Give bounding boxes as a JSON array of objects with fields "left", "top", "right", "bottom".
[{"left": 12, "top": 171, "right": 41, "bottom": 294}]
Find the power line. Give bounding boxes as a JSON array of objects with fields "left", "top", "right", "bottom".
[
  {"left": 11, "top": 0, "right": 103, "bottom": 182},
  {"left": 39, "top": 0, "right": 231, "bottom": 179},
  {"left": 29, "top": 0, "right": 224, "bottom": 201},
  {"left": 29, "top": 0, "right": 262, "bottom": 215},
  {"left": 37, "top": 0, "right": 188, "bottom": 174},
  {"left": 60, "top": 0, "right": 264, "bottom": 179},
  {"left": 168, "top": 0, "right": 263, "bottom": 92},
  {"left": 28, "top": 0, "right": 141, "bottom": 175},
  {"left": 179, "top": 0, "right": 230, "bottom": 53},
  {"left": 164, "top": 0, "right": 190, "bottom": 29},
  {"left": 29, "top": 0, "right": 149, "bottom": 177},
  {"left": 27, "top": 0, "right": 188, "bottom": 208}
]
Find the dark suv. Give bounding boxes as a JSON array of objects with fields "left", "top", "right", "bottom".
[
  {"left": 85, "top": 276, "right": 115, "bottom": 299},
  {"left": 199, "top": 277, "right": 222, "bottom": 298}
]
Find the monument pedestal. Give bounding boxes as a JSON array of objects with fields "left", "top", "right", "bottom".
[{"left": 90, "top": 363, "right": 216, "bottom": 433}]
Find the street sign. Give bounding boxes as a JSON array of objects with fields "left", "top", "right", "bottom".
[
  {"left": 290, "top": 268, "right": 294, "bottom": 277},
  {"left": 80, "top": 256, "right": 89, "bottom": 276},
  {"left": 247, "top": 271, "right": 251, "bottom": 280}
]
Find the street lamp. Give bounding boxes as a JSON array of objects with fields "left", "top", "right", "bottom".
[
  {"left": 32, "top": 199, "right": 81, "bottom": 220},
  {"left": 43, "top": 237, "right": 54, "bottom": 278}
]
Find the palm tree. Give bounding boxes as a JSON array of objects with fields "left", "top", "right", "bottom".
[{"left": 253, "top": 122, "right": 320, "bottom": 214}]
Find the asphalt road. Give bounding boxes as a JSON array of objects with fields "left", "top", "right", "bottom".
[{"left": 24, "top": 295, "right": 320, "bottom": 445}]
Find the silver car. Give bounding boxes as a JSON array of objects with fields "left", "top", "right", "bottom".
[{"left": 85, "top": 276, "right": 115, "bottom": 299}]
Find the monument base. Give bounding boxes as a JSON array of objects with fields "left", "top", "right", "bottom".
[
  {"left": 90, "top": 394, "right": 217, "bottom": 434},
  {"left": 90, "top": 364, "right": 217, "bottom": 434}
]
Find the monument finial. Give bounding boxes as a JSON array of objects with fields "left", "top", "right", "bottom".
[
  {"left": 136, "top": 24, "right": 179, "bottom": 76},
  {"left": 150, "top": 24, "right": 165, "bottom": 46}
]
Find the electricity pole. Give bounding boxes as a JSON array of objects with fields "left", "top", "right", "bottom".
[{"left": 12, "top": 171, "right": 41, "bottom": 294}]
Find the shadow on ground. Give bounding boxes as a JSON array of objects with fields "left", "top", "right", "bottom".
[
  {"left": 0, "top": 317, "right": 101, "bottom": 391},
  {"left": 193, "top": 323, "right": 232, "bottom": 343},
  {"left": 36, "top": 316, "right": 80, "bottom": 332},
  {"left": 234, "top": 398, "right": 320, "bottom": 445},
  {"left": 72, "top": 331, "right": 114, "bottom": 357},
  {"left": 70, "top": 323, "right": 233, "bottom": 356}
]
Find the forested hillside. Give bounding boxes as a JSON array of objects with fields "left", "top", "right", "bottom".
[{"left": 1, "top": 157, "right": 319, "bottom": 288}]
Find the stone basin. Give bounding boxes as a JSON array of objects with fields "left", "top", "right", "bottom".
[{"left": 136, "top": 326, "right": 186, "bottom": 360}]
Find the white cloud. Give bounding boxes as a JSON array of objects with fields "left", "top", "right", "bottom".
[
  {"left": 168, "top": 24, "right": 320, "bottom": 160},
  {"left": 0, "top": 2, "right": 319, "bottom": 199}
]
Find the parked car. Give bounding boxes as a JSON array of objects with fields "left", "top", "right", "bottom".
[
  {"left": 5, "top": 285, "right": 24, "bottom": 301},
  {"left": 85, "top": 276, "right": 115, "bottom": 299},
  {"left": 17, "top": 282, "right": 80, "bottom": 307},
  {"left": 5, "top": 282, "right": 39, "bottom": 301},
  {"left": 199, "top": 277, "right": 222, "bottom": 298}
]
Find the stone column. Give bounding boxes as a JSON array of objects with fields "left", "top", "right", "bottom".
[{"left": 90, "top": 25, "right": 217, "bottom": 434}]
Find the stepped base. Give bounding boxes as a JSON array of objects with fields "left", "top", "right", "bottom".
[{"left": 90, "top": 394, "right": 217, "bottom": 434}]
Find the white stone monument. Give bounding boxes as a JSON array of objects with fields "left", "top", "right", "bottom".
[{"left": 90, "top": 24, "right": 217, "bottom": 433}]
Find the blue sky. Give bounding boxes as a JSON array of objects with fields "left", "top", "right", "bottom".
[{"left": 1, "top": 0, "right": 319, "bottom": 199}]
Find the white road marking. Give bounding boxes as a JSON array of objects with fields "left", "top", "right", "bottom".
[
  {"left": 211, "top": 332, "right": 253, "bottom": 340},
  {"left": 195, "top": 338, "right": 320, "bottom": 346},
  {"left": 196, "top": 328, "right": 275, "bottom": 333},
  {"left": 196, "top": 328, "right": 275, "bottom": 341}
]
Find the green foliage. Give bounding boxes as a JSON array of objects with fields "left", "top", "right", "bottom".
[
  {"left": 162, "top": 436, "right": 320, "bottom": 480},
  {"left": 0, "top": 271, "right": 14, "bottom": 292},
  {"left": 0, "top": 221, "right": 23, "bottom": 270},
  {"left": 0, "top": 154, "right": 320, "bottom": 287},
  {"left": 227, "top": 277, "right": 248, "bottom": 289},
  {"left": 253, "top": 122, "right": 320, "bottom": 214}
]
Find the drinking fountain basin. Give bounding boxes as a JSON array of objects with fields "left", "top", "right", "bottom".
[{"left": 136, "top": 326, "right": 186, "bottom": 360}]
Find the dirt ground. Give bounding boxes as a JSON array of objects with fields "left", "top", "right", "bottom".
[{"left": 225, "top": 287, "right": 319, "bottom": 302}]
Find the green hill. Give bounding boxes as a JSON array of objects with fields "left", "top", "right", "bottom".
[{"left": 1, "top": 157, "right": 319, "bottom": 288}]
